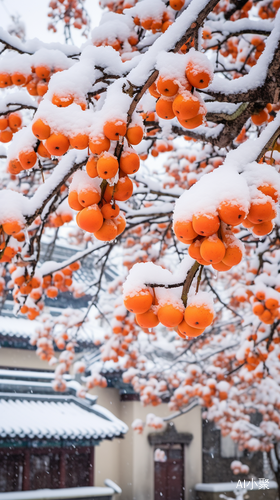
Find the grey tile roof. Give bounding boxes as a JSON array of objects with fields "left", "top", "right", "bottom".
[{"left": 0, "top": 370, "right": 127, "bottom": 441}]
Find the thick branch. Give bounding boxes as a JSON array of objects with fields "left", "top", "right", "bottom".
[
  {"left": 171, "top": 101, "right": 255, "bottom": 148},
  {"left": 181, "top": 261, "right": 200, "bottom": 307},
  {"left": 163, "top": 400, "right": 199, "bottom": 421},
  {"left": 257, "top": 125, "right": 280, "bottom": 162}
]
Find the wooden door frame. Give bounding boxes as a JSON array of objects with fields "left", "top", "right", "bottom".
[{"left": 148, "top": 422, "right": 193, "bottom": 447}]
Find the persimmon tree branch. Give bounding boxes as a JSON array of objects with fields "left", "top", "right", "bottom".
[
  {"left": 24, "top": 152, "right": 87, "bottom": 226},
  {"left": 0, "top": 27, "right": 80, "bottom": 57},
  {"left": 124, "top": 0, "right": 221, "bottom": 124},
  {"left": 202, "top": 30, "right": 280, "bottom": 103},
  {"left": 181, "top": 261, "right": 200, "bottom": 307}
]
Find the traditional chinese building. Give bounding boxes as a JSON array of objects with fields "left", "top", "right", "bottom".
[{"left": 0, "top": 368, "right": 127, "bottom": 494}]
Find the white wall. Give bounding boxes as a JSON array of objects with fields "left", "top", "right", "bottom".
[
  {"left": 0, "top": 347, "right": 55, "bottom": 370},
  {"left": 92, "top": 387, "right": 202, "bottom": 500}
]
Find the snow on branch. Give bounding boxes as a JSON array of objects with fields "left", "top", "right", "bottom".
[
  {"left": 0, "top": 27, "right": 80, "bottom": 57},
  {"left": 24, "top": 150, "right": 87, "bottom": 224}
]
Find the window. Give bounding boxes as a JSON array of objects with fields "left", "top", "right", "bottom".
[
  {"left": 65, "top": 450, "right": 91, "bottom": 488},
  {"left": 0, "top": 446, "right": 94, "bottom": 492},
  {"left": 30, "top": 452, "right": 60, "bottom": 490},
  {"left": 0, "top": 453, "right": 24, "bottom": 492}
]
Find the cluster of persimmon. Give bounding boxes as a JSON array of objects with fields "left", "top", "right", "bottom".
[
  {"left": 169, "top": 377, "right": 232, "bottom": 411},
  {"left": 0, "top": 63, "right": 66, "bottom": 98},
  {"left": 251, "top": 103, "right": 276, "bottom": 127},
  {"left": 228, "top": 0, "right": 253, "bottom": 20},
  {"left": 66, "top": 119, "right": 144, "bottom": 240},
  {"left": 140, "top": 386, "right": 162, "bottom": 407},
  {"left": 101, "top": 334, "right": 132, "bottom": 363},
  {"left": 52, "top": 345, "right": 77, "bottom": 391},
  {"left": 54, "top": 331, "right": 70, "bottom": 350},
  {"left": 217, "top": 35, "right": 266, "bottom": 69},
  {"left": 174, "top": 205, "right": 245, "bottom": 272},
  {"left": 244, "top": 36, "right": 266, "bottom": 65},
  {"left": 8, "top": 107, "right": 78, "bottom": 174},
  {"left": 0, "top": 241, "right": 19, "bottom": 264},
  {"left": 174, "top": 185, "right": 278, "bottom": 269},
  {"left": 15, "top": 287, "right": 42, "bottom": 320},
  {"left": 36, "top": 336, "right": 56, "bottom": 362},
  {"left": 149, "top": 139, "right": 174, "bottom": 159},
  {"left": 99, "top": 0, "right": 137, "bottom": 15},
  {"left": 150, "top": 57, "right": 211, "bottom": 129},
  {"left": 133, "top": 9, "right": 172, "bottom": 34},
  {"left": 43, "top": 261, "right": 80, "bottom": 295},
  {"left": 251, "top": 289, "right": 280, "bottom": 325},
  {"left": 31, "top": 309, "right": 83, "bottom": 365},
  {"left": 10, "top": 262, "right": 80, "bottom": 321},
  {"left": 123, "top": 286, "right": 214, "bottom": 339},
  {"left": 48, "top": 0, "right": 89, "bottom": 33},
  {"left": 212, "top": 0, "right": 253, "bottom": 19},
  {"left": 131, "top": 419, "right": 144, "bottom": 434},
  {"left": 93, "top": 34, "right": 139, "bottom": 55},
  {"left": 8, "top": 98, "right": 95, "bottom": 175},
  {"left": 86, "top": 372, "right": 107, "bottom": 389},
  {"left": 29, "top": 111, "right": 142, "bottom": 180},
  {"left": 106, "top": 300, "right": 159, "bottom": 369},
  {"left": 26, "top": 65, "right": 65, "bottom": 98},
  {"left": 243, "top": 184, "right": 279, "bottom": 236},
  {"left": 121, "top": 222, "right": 172, "bottom": 271},
  {"left": 46, "top": 210, "right": 73, "bottom": 228},
  {"left": 125, "top": 373, "right": 166, "bottom": 407},
  {"left": 105, "top": 309, "right": 140, "bottom": 364},
  {"left": 244, "top": 348, "right": 268, "bottom": 374},
  {"left": 112, "top": 304, "right": 139, "bottom": 337},
  {"left": 230, "top": 286, "right": 252, "bottom": 307},
  {"left": 69, "top": 175, "right": 126, "bottom": 242},
  {"left": 163, "top": 148, "right": 224, "bottom": 190},
  {"left": 10, "top": 267, "right": 43, "bottom": 320},
  {"left": 258, "top": 0, "right": 280, "bottom": 19},
  {"left": 122, "top": 347, "right": 144, "bottom": 370},
  {"left": 0, "top": 218, "right": 26, "bottom": 263},
  {"left": 108, "top": 336, "right": 132, "bottom": 361},
  {"left": 0, "top": 112, "right": 22, "bottom": 144}
]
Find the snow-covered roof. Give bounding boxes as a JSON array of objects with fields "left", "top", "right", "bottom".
[
  {"left": 0, "top": 370, "right": 128, "bottom": 441},
  {"left": 0, "top": 314, "right": 95, "bottom": 348},
  {"left": 0, "top": 398, "right": 126, "bottom": 441},
  {"left": 0, "top": 315, "right": 39, "bottom": 339}
]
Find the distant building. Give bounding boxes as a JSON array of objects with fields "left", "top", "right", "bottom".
[{"left": 0, "top": 368, "right": 127, "bottom": 493}]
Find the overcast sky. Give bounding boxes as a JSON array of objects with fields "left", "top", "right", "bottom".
[{"left": 0, "top": 0, "right": 102, "bottom": 45}]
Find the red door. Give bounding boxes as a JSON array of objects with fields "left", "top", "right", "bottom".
[{"left": 154, "top": 444, "right": 184, "bottom": 500}]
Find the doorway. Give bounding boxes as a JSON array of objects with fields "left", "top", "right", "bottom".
[{"left": 154, "top": 444, "right": 184, "bottom": 500}]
